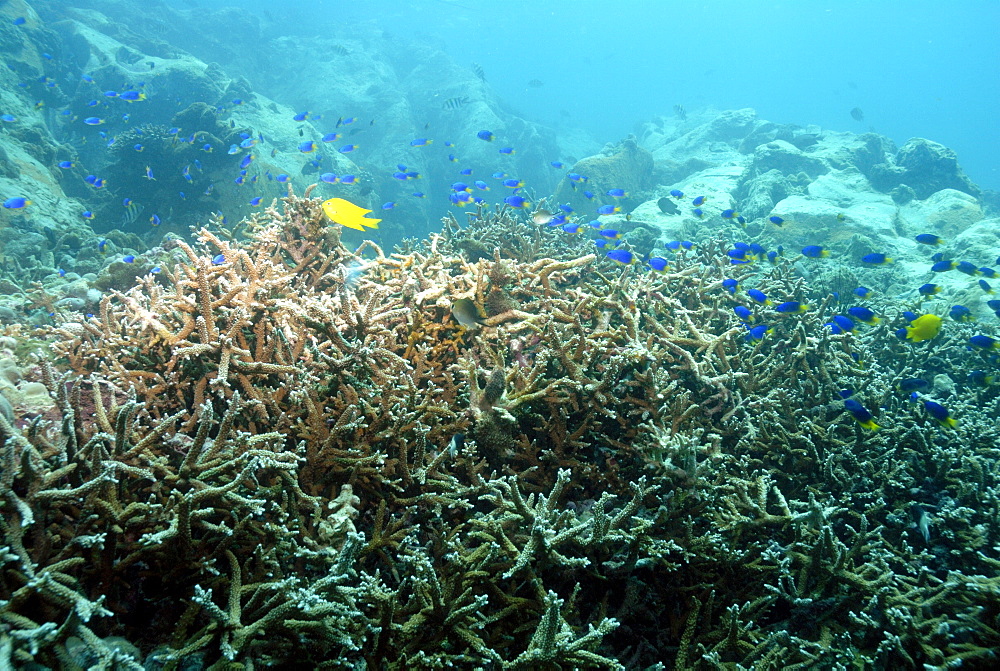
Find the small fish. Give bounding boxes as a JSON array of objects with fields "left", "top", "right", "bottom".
[
  {"left": 498, "top": 147, "right": 515, "bottom": 155},
  {"left": 606, "top": 249, "right": 638, "bottom": 265},
  {"left": 240, "top": 154, "right": 253, "bottom": 169},
  {"left": 340, "top": 175, "right": 357, "bottom": 185},
  {"left": 768, "top": 215, "right": 784, "bottom": 226},
  {"left": 904, "top": 314, "right": 942, "bottom": 342},
  {"left": 949, "top": 305, "right": 974, "bottom": 322},
  {"left": 733, "top": 305, "right": 754, "bottom": 322},
  {"left": 647, "top": 257, "right": 670, "bottom": 272},
  {"left": 930, "top": 260, "right": 956, "bottom": 273},
  {"left": 923, "top": 400, "right": 956, "bottom": 428},
  {"left": 747, "top": 289, "right": 770, "bottom": 305},
  {"left": 918, "top": 283, "right": 941, "bottom": 297},
  {"left": 897, "top": 378, "right": 929, "bottom": 393},
  {"left": 474, "top": 180, "right": 489, "bottom": 191},
  {"left": 410, "top": 138, "right": 432, "bottom": 147},
  {"left": 119, "top": 90, "right": 145, "bottom": 102},
  {"left": 531, "top": 209, "right": 554, "bottom": 225},
  {"left": 968, "top": 370, "right": 995, "bottom": 387},
  {"left": 850, "top": 107, "right": 864, "bottom": 122},
  {"left": 692, "top": 195, "right": 706, "bottom": 206},
  {"left": 472, "top": 62, "right": 486, "bottom": 81},
  {"left": 503, "top": 195, "right": 529, "bottom": 208},
  {"left": 847, "top": 306, "right": 879, "bottom": 324},
  {"left": 669, "top": 189, "right": 684, "bottom": 198},
  {"left": 149, "top": 213, "right": 160, "bottom": 227},
  {"left": 862, "top": 253, "right": 892, "bottom": 265},
  {"left": 844, "top": 398, "right": 879, "bottom": 430},
  {"left": 980, "top": 267, "right": 997, "bottom": 278},
  {"left": 476, "top": 130, "right": 494, "bottom": 142},
  {"left": 2, "top": 197, "right": 31, "bottom": 209},
  {"left": 97, "top": 239, "right": 108, "bottom": 253},
  {"left": 293, "top": 111, "right": 310, "bottom": 122},
  {"left": 320, "top": 173, "right": 338, "bottom": 184},
  {"left": 1, "top": 114, "right": 18, "bottom": 123},
  {"left": 692, "top": 208, "right": 704, "bottom": 218},
  {"left": 339, "top": 144, "right": 358, "bottom": 153},
  {"left": 657, "top": 197, "right": 679, "bottom": 214},
  {"left": 853, "top": 286, "right": 871, "bottom": 298},
  {"left": 720, "top": 209, "right": 739, "bottom": 219},
  {"left": 979, "top": 279, "right": 994, "bottom": 294},
  {"left": 83, "top": 117, "right": 104, "bottom": 125},
  {"left": 775, "top": 301, "right": 809, "bottom": 314},
  {"left": 527, "top": 79, "right": 544, "bottom": 88},
  {"left": 801, "top": 245, "right": 829, "bottom": 258},
  {"left": 451, "top": 298, "right": 487, "bottom": 328},
  {"left": 81, "top": 210, "right": 94, "bottom": 219},
  {"left": 122, "top": 255, "right": 135, "bottom": 263},
  {"left": 955, "top": 261, "right": 979, "bottom": 276},
  {"left": 598, "top": 229, "right": 622, "bottom": 240},
  {"left": 321, "top": 197, "right": 380, "bottom": 231},
  {"left": 212, "top": 254, "right": 226, "bottom": 265},
  {"left": 969, "top": 335, "right": 1000, "bottom": 350},
  {"left": 442, "top": 96, "right": 470, "bottom": 110},
  {"left": 502, "top": 178, "right": 524, "bottom": 189},
  {"left": 826, "top": 315, "right": 856, "bottom": 334},
  {"left": 722, "top": 278, "right": 739, "bottom": 294},
  {"left": 607, "top": 188, "right": 627, "bottom": 198},
  {"left": 745, "top": 324, "right": 771, "bottom": 341},
  {"left": 13, "top": 17, "right": 26, "bottom": 25},
  {"left": 915, "top": 233, "right": 943, "bottom": 245},
  {"left": 597, "top": 204, "right": 620, "bottom": 215},
  {"left": 144, "top": 166, "right": 155, "bottom": 180},
  {"left": 911, "top": 504, "right": 932, "bottom": 543},
  {"left": 298, "top": 140, "right": 318, "bottom": 153}
]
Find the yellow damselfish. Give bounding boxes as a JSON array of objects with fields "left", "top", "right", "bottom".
[
  {"left": 905, "top": 313, "right": 942, "bottom": 342},
  {"left": 321, "top": 197, "right": 381, "bottom": 232}
]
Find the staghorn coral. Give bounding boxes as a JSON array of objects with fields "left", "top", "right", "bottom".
[{"left": 1, "top": 188, "right": 999, "bottom": 668}]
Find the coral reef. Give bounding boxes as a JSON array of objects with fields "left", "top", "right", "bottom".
[{"left": 1, "top": 187, "right": 997, "bottom": 668}]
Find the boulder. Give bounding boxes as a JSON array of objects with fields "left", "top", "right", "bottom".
[
  {"left": 551, "top": 137, "right": 654, "bottom": 214},
  {"left": 870, "top": 138, "right": 980, "bottom": 200},
  {"left": 898, "top": 188, "right": 983, "bottom": 239}
]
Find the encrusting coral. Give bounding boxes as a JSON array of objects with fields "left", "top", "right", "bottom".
[{"left": 1, "top": 187, "right": 998, "bottom": 668}]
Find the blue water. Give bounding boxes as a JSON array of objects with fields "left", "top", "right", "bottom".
[{"left": 194, "top": 0, "right": 1000, "bottom": 191}]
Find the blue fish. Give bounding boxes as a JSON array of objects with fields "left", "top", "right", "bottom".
[{"left": 606, "top": 249, "right": 637, "bottom": 265}]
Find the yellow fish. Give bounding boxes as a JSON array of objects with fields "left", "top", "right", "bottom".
[
  {"left": 905, "top": 313, "right": 942, "bottom": 342},
  {"left": 321, "top": 197, "right": 381, "bottom": 231}
]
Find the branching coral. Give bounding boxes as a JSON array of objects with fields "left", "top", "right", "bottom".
[{"left": 2, "top": 189, "right": 998, "bottom": 668}]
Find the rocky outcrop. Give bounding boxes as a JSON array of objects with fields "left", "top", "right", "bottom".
[{"left": 870, "top": 138, "right": 980, "bottom": 200}]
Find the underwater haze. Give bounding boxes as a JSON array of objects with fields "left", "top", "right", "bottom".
[{"left": 204, "top": 0, "right": 1000, "bottom": 192}]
